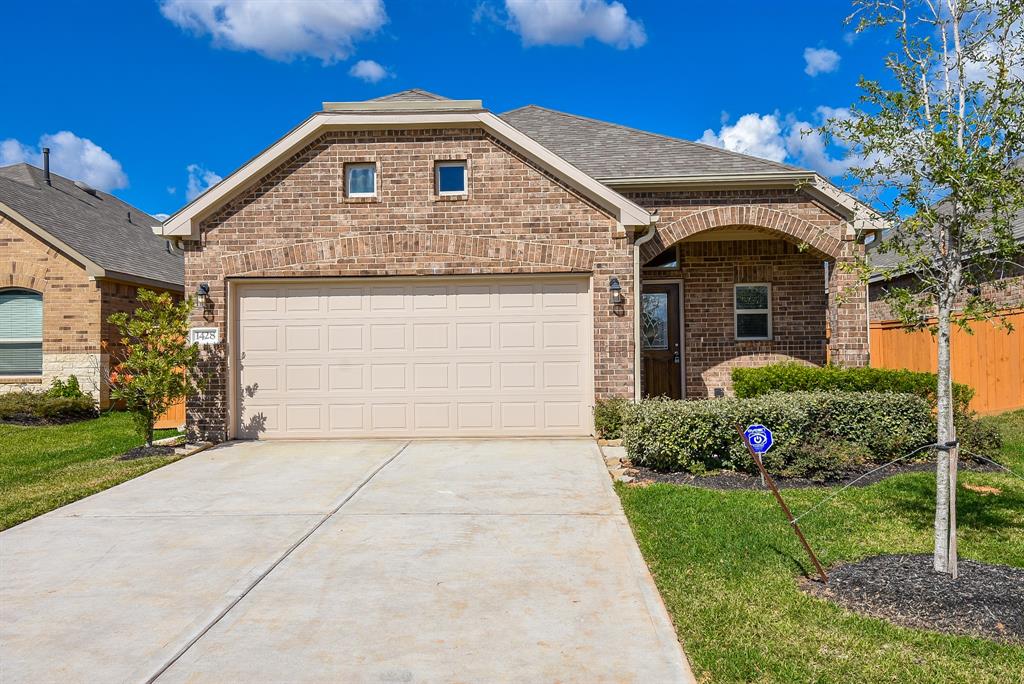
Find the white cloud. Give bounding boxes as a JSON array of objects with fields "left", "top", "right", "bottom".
[
  {"left": 152, "top": 213, "right": 171, "bottom": 221},
  {"left": 698, "top": 107, "right": 868, "bottom": 179},
  {"left": 159, "top": 0, "right": 387, "bottom": 64},
  {"left": 842, "top": 31, "right": 857, "bottom": 46},
  {"left": 504, "top": 0, "right": 646, "bottom": 49},
  {"left": 698, "top": 113, "right": 788, "bottom": 163},
  {"left": 349, "top": 59, "right": 390, "bottom": 83},
  {"left": 185, "top": 164, "right": 222, "bottom": 201},
  {"left": 803, "top": 47, "right": 840, "bottom": 76},
  {"left": 0, "top": 131, "right": 128, "bottom": 191}
]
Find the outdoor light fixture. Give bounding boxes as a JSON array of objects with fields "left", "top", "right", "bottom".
[
  {"left": 609, "top": 276, "right": 624, "bottom": 305},
  {"left": 195, "top": 282, "right": 210, "bottom": 306}
]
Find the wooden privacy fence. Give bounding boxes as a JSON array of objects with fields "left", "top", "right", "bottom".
[
  {"left": 154, "top": 399, "right": 186, "bottom": 430},
  {"left": 870, "top": 309, "right": 1024, "bottom": 414}
]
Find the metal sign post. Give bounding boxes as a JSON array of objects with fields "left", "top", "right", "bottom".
[{"left": 736, "top": 425, "right": 828, "bottom": 584}]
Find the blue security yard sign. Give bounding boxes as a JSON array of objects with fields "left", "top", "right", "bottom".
[{"left": 744, "top": 424, "right": 774, "bottom": 454}]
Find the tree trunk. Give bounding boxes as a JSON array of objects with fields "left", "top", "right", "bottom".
[
  {"left": 145, "top": 418, "right": 155, "bottom": 449},
  {"left": 933, "top": 304, "right": 956, "bottom": 574}
]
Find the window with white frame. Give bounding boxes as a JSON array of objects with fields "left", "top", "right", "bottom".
[
  {"left": 0, "top": 289, "right": 43, "bottom": 376},
  {"left": 345, "top": 162, "right": 377, "bottom": 198},
  {"left": 435, "top": 161, "right": 467, "bottom": 195},
  {"left": 734, "top": 283, "right": 771, "bottom": 340}
]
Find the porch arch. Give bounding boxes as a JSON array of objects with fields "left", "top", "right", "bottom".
[{"left": 641, "top": 206, "right": 843, "bottom": 263}]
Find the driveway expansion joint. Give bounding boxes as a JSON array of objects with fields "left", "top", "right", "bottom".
[{"left": 142, "top": 440, "right": 411, "bottom": 684}]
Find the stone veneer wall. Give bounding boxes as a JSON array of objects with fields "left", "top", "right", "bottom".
[{"left": 184, "top": 127, "right": 633, "bottom": 442}]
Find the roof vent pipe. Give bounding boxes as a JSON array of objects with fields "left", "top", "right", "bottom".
[{"left": 42, "top": 147, "right": 51, "bottom": 186}]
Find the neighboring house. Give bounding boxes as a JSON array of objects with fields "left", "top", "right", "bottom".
[
  {"left": 156, "top": 89, "right": 877, "bottom": 441},
  {"left": 867, "top": 200, "right": 1024, "bottom": 413},
  {"left": 0, "top": 160, "right": 184, "bottom": 405}
]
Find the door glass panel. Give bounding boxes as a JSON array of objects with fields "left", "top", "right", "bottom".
[{"left": 641, "top": 292, "right": 669, "bottom": 350}]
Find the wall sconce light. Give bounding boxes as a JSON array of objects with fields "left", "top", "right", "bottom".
[
  {"left": 609, "top": 277, "right": 624, "bottom": 305},
  {"left": 195, "top": 282, "right": 210, "bottom": 307}
]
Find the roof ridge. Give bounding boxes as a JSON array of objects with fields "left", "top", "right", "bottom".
[
  {"left": 502, "top": 104, "right": 802, "bottom": 174},
  {"left": 370, "top": 88, "right": 450, "bottom": 102}
]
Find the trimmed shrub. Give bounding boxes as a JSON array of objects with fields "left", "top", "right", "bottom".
[
  {"left": 0, "top": 391, "right": 97, "bottom": 424},
  {"left": 732, "top": 363, "right": 975, "bottom": 415},
  {"left": 622, "top": 391, "right": 935, "bottom": 476},
  {"left": 594, "top": 398, "right": 629, "bottom": 439}
]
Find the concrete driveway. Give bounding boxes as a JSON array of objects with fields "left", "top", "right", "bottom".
[{"left": 1, "top": 439, "right": 692, "bottom": 683}]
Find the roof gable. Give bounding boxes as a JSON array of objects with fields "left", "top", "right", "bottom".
[
  {"left": 0, "top": 163, "right": 183, "bottom": 287},
  {"left": 500, "top": 105, "right": 802, "bottom": 180}
]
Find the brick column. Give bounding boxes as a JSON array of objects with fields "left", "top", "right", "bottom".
[{"left": 828, "top": 238, "right": 870, "bottom": 366}]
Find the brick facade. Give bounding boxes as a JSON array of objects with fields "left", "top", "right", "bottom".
[
  {"left": 626, "top": 188, "right": 869, "bottom": 397},
  {"left": 869, "top": 266, "right": 1024, "bottom": 322},
  {"left": 185, "top": 128, "right": 633, "bottom": 441},
  {"left": 0, "top": 214, "right": 180, "bottom": 405}
]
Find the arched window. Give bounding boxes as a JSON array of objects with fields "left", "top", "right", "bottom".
[{"left": 0, "top": 289, "right": 42, "bottom": 376}]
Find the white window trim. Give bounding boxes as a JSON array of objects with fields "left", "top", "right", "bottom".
[
  {"left": 345, "top": 162, "right": 377, "bottom": 198},
  {"left": 734, "top": 282, "right": 772, "bottom": 341},
  {"left": 435, "top": 160, "right": 468, "bottom": 196}
]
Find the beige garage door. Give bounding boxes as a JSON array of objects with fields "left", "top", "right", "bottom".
[{"left": 234, "top": 276, "right": 594, "bottom": 438}]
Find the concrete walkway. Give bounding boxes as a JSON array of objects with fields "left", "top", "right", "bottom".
[{"left": 1, "top": 439, "right": 692, "bottom": 683}]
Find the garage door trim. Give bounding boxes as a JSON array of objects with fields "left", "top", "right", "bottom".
[{"left": 227, "top": 274, "right": 595, "bottom": 439}]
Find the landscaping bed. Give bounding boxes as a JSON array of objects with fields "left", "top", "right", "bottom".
[
  {"left": 629, "top": 457, "right": 1003, "bottom": 490},
  {"left": 802, "top": 554, "right": 1024, "bottom": 643},
  {"left": 616, "top": 408, "right": 1024, "bottom": 682}
]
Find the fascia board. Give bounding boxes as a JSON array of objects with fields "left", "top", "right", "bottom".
[{"left": 0, "top": 202, "right": 105, "bottom": 277}]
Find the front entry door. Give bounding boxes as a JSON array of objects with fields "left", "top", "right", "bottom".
[{"left": 641, "top": 283, "right": 682, "bottom": 399}]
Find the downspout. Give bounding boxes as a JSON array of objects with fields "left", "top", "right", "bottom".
[{"left": 633, "top": 217, "right": 658, "bottom": 402}]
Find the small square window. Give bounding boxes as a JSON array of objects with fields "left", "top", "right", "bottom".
[
  {"left": 735, "top": 283, "right": 772, "bottom": 341},
  {"left": 346, "top": 163, "right": 376, "bottom": 198},
  {"left": 436, "top": 161, "right": 467, "bottom": 195}
]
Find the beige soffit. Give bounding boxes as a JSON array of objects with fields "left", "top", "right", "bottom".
[
  {"left": 602, "top": 172, "right": 887, "bottom": 238},
  {"left": 0, "top": 201, "right": 105, "bottom": 277},
  {"left": 322, "top": 99, "right": 484, "bottom": 112},
  {"left": 154, "top": 112, "right": 653, "bottom": 240}
]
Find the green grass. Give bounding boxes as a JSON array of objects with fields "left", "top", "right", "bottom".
[
  {"left": 618, "top": 409, "right": 1024, "bottom": 683},
  {"left": 0, "top": 412, "right": 182, "bottom": 530}
]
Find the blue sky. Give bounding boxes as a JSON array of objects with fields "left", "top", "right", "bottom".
[{"left": 0, "top": 1, "right": 890, "bottom": 218}]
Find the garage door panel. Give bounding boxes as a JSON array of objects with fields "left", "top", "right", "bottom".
[{"left": 236, "top": 277, "right": 592, "bottom": 438}]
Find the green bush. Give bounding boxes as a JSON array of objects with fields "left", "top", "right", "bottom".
[
  {"left": 732, "top": 363, "right": 975, "bottom": 415},
  {"left": 0, "top": 391, "right": 97, "bottom": 424},
  {"left": 622, "top": 391, "right": 936, "bottom": 476},
  {"left": 780, "top": 438, "right": 871, "bottom": 482},
  {"left": 594, "top": 398, "right": 629, "bottom": 439},
  {"left": 45, "top": 375, "right": 87, "bottom": 399}
]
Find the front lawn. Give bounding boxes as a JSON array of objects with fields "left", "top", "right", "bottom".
[
  {"left": 0, "top": 412, "right": 182, "bottom": 530},
  {"left": 618, "top": 409, "right": 1024, "bottom": 683}
]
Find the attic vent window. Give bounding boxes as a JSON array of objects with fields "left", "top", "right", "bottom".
[
  {"left": 345, "top": 163, "right": 377, "bottom": 198},
  {"left": 436, "top": 161, "right": 467, "bottom": 195}
]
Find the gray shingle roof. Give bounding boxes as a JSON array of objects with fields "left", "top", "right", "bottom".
[
  {"left": 867, "top": 201, "right": 1024, "bottom": 279},
  {"left": 370, "top": 89, "right": 451, "bottom": 102},
  {"left": 0, "top": 163, "right": 183, "bottom": 287},
  {"left": 500, "top": 105, "right": 804, "bottom": 180}
]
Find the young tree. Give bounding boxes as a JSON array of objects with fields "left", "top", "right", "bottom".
[
  {"left": 825, "top": 0, "right": 1024, "bottom": 574},
  {"left": 108, "top": 289, "right": 201, "bottom": 447}
]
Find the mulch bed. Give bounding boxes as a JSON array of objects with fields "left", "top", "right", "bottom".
[
  {"left": 117, "top": 445, "right": 177, "bottom": 461},
  {"left": 802, "top": 554, "right": 1024, "bottom": 643},
  {"left": 630, "top": 460, "right": 1002, "bottom": 490}
]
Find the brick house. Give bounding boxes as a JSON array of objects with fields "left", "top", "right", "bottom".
[
  {"left": 156, "top": 90, "right": 877, "bottom": 442},
  {"left": 0, "top": 161, "right": 184, "bottom": 405}
]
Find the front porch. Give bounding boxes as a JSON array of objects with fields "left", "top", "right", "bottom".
[{"left": 638, "top": 220, "right": 866, "bottom": 399}]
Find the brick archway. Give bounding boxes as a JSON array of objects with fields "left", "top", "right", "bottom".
[
  {"left": 0, "top": 262, "right": 48, "bottom": 292},
  {"left": 641, "top": 206, "right": 843, "bottom": 262}
]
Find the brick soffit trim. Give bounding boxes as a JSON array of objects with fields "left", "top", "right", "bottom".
[
  {"left": 220, "top": 232, "right": 596, "bottom": 276},
  {"left": 642, "top": 205, "right": 844, "bottom": 262}
]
